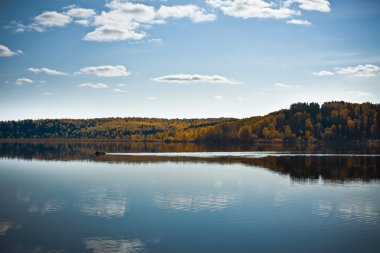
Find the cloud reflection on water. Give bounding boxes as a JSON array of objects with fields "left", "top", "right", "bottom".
[
  {"left": 5, "top": 245, "right": 64, "bottom": 253},
  {"left": 83, "top": 237, "right": 145, "bottom": 253},
  {"left": 312, "top": 199, "right": 379, "bottom": 224},
  {"left": 78, "top": 186, "right": 127, "bottom": 218},
  {"left": 338, "top": 201, "right": 379, "bottom": 224},
  {"left": 0, "top": 221, "right": 19, "bottom": 236},
  {"left": 15, "top": 190, "right": 63, "bottom": 215},
  {"left": 27, "top": 200, "right": 63, "bottom": 215},
  {"left": 312, "top": 200, "right": 333, "bottom": 217},
  {"left": 153, "top": 192, "right": 236, "bottom": 212}
]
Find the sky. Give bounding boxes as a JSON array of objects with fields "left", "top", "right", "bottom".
[{"left": 0, "top": 0, "right": 379, "bottom": 120}]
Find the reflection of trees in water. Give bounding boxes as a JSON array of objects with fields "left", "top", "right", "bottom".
[
  {"left": 248, "top": 155, "right": 380, "bottom": 182},
  {"left": 0, "top": 141, "right": 379, "bottom": 182}
]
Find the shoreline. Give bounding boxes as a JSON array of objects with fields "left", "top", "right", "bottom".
[{"left": 0, "top": 138, "right": 379, "bottom": 145}]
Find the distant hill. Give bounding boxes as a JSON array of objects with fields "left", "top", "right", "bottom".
[{"left": 0, "top": 102, "right": 379, "bottom": 142}]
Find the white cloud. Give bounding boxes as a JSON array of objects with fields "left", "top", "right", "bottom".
[
  {"left": 8, "top": 7, "right": 95, "bottom": 32},
  {"left": 312, "top": 70, "right": 334, "bottom": 76},
  {"left": 207, "top": 0, "right": 300, "bottom": 19},
  {"left": 6, "top": 0, "right": 330, "bottom": 41},
  {"left": 35, "top": 11, "right": 71, "bottom": 27},
  {"left": 274, "top": 82, "right": 291, "bottom": 88},
  {"left": 42, "top": 92, "right": 53, "bottom": 96},
  {"left": 79, "top": 65, "right": 130, "bottom": 77},
  {"left": 65, "top": 7, "right": 96, "bottom": 19},
  {"left": 158, "top": 5, "right": 217, "bottom": 23},
  {"left": 84, "top": 1, "right": 216, "bottom": 41},
  {"left": 114, "top": 88, "right": 127, "bottom": 93},
  {"left": 152, "top": 74, "right": 241, "bottom": 84},
  {"left": 28, "top": 67, "right": 67, "bottom": 75},
  {"left": 104, "top": 1, "right": 159, "bottom": 23},
  {"left": 0, "top": 44, "right": 23, "bottom": 57},
  {"left": 214, "top": 95, "right": 224, "bottom": 99},
  {"left": 286, "top": 19, "right": 311, "bottom": 26},
  {"left": 118, "top": 83, "right": 127, "bottom": 87},
  {"left": 16, "top": 78, "right": 34, "bottom": 85},
  {"left": 83, "top": 1, "right": 157, "bottom": 41},
  {"left": 147, "top": 38, "right": 163, "bottom": 45},
  {"left": 84, "top": 26, "right": 145, "bottom": 41},
  {"left": 284, "top": 0, "right": 331, "bottom": 12},
  {"left": 79, "top": 83, "right": 108, "bottom": 89},
  {"left": 348, "top": 91, "right": 372, "bottom": 97},
  {"left": 64, "top": 7, "right": 96, "bottom": 27},
  {"left": 147, "top": 96, "right": 157, "bottom": 100},
  {"left": 336, "top": 64, "right": 380, "bottom": 77}
]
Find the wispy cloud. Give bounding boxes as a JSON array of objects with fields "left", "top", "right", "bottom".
[
  {"left": 286, "top": 19, "right": 311, "bottom": 26},
  {"left": 312, "top": 70, "right": 334, "bottom": 76},
  {"left": 152, "top": 74, "right": 241, "bottom": 84},
  {"left": 336, "top": 64, "right": 380, "bottom": 77},
  {"left": 16, "top": 78, "right": 34, "bottom": 85},
  {"left": 28, "top": 67, "right": 67, "bottom": 75},
  {"left": 42, "top": 92, "right": 53, "bottom": 96},
  {"left": 79, "top": 83, "right": 108, "bottom": 89},
  {"left": 0, "top": 44, "right": 23, "bottom": 57},
  {"left": 214, "top": 95, "right": 224, "bottom": 99},
  {"left": 348, "top": 91, "right": 372, "bottom": 97},
  {"left": 79, "top": 65, "right": 130, "bottom": 77},
  {"left": 4, "top": 21, "right": 45, "bottom": 32},
  {"left": 113, "top": 88, "right": 127, "bottom": 93},
  {"left": 273, "top": 83, "right": 294, "bottom": 88}
]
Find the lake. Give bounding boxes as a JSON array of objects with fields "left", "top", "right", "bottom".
[{"left": 0, "top": 141, "right": 379, "bottom": 253}]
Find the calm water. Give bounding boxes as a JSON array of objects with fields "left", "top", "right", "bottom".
[{"left": 0, "top": 142, "right": 379, "bottom": 253}]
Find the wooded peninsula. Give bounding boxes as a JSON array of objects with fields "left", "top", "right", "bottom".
[{"left": 1, "top": 101, "right": 379, "bottom": 143}]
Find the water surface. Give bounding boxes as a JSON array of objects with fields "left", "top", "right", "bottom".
[{"left": 0, "top": 142, "right": 379, "bottom": 252}]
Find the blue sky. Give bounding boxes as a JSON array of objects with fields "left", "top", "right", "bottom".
[{"left": 0, "top": 0, "right": 379, "bottom": 120}]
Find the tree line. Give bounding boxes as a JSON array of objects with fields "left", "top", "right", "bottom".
[{"left": 0, "top": 101, "right": 379, "bottom": 142}]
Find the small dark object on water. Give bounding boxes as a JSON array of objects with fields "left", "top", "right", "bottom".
[{"left": 95, "top": 151, "right": 106, "bottom": 156}]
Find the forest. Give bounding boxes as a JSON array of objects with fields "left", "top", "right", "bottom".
[{"left": 0, "top": 101, "right": 379, "bottom": 142}]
